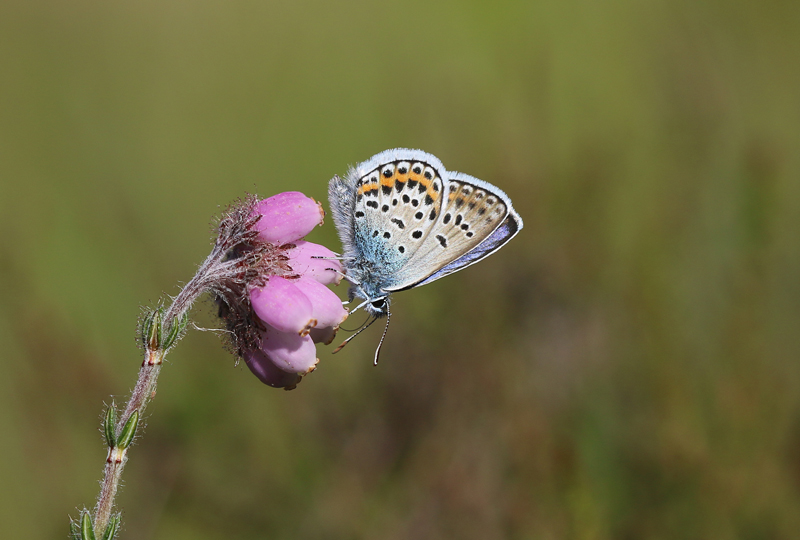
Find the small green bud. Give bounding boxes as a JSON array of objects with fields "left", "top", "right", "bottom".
[
  {"left": 141, "top": 308, "right": 164, "bottom": 350},
  {"left": 141, "top": 310, "right": 156, "bottom": 347},
  {"left": 104, "top": 403, "right": 117, "bottom": 448},
  {"left": 101, "top": 514, "right": 121, "bottom": 540},
  {"left": 163, "top": 312, "right": 189, "bottom": 350},
  {"left": 80, "top": 511, "right": 96, "bottom": 540},
  {"left": 117, "top": 410, "right": 139, "bottom": 450}
]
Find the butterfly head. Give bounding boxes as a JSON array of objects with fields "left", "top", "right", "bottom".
[
  {"left": 334, "top": 288, "right": 392, "bottom": 364},
  {"left": 348, "top": 283, "right": 391, "bottom": 318},
  {"left": 364, "top": 296, "right": 390, "bottom": 318}
]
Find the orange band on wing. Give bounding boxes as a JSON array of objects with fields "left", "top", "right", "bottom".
[{"left": 357, "top": 181, "right": 379, "bottom": 195}]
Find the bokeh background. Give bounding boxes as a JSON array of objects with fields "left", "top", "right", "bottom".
[{"left": 2, "top": 1, "right": 800, "bottom": 538}]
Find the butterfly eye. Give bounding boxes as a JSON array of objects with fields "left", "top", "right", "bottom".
[{"left": 371, "top": 298, "right": 386, "bottom": 309}]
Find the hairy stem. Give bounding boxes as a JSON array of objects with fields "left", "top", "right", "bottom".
[
  {"left": 80, "top": 197, "right": 274, "bottom": 538},
  {"left": 93, "top": 349, "right": 165, "bottom": 534}
]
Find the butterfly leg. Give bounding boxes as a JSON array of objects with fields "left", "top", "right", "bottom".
[
  {"left": 310, "top": 254, "right": 355, "bottom": 260},
  {"left": 328, "top": 267, "right": 355, "bottom": 283}
]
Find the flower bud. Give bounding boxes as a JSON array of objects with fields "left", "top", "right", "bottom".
[
  {"left": 294, "top": 277, "right": 348, "bottom": 329},
  {"left": 252, "top": 192, "right": 324, "bottom": 244},
  {"left": 243, "top": 348, "right": 303, "bottom": 389},
  {"left": 250, "top": 276, "right": 317, "bottom": 335},
  {"left": 258, "top": 325, "right": 319, "bottom": 374},
  {"left": 287, "top": 241, "right": 343, "bottom": 285}
]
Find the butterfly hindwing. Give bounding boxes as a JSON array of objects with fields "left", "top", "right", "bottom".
[{"left": 387, "top": 172, "right": 522, "bottom": 291}]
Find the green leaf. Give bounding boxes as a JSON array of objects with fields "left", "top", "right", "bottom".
[
  {"left": 163, "top": 312, "right": 188, "bottom": 349},
  {"left": 101, "top": 514, "right": 121, "bottom": 540},
  {"left": 70, "top": 518, "right": 81, "bottom": 540},
  {"left": 104, "top": 403, "right": 117, "bottom": 448},
  {"left": 141, "top": 308, "right": 164, "bottom": 350},
  {"left": 80, "top": 511, "right": 96, "bottom": 540},
  {"left": 117, "top": 410, "right": 139, "bottom": 450},
  {"left": 140, "top": 310, "right": 157, "bottom": 348}
]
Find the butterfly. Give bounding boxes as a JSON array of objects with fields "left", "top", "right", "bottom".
[{"left": 328, "top": 148, "right": 523, "bottom": 362}]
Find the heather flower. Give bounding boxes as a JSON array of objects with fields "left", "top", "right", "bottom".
[
  {"left": 214, "top": 191, "right": 347, "bottom": 389},
  {"left": 75, "top": 190, "right": 348, "bottom": 538}
]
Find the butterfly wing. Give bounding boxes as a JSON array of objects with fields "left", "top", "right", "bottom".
[
  {"left": 328, "top": 171, "right": 357, "bottom": 258},
  {"left": 386, "top": 171, "right": 523, "bottom": 291},
  {"left": 329, "top": 148, "right": 522, "bottom": 298},
  {"left": 329, "top": 149, "right": 447, "bottom": 264}
]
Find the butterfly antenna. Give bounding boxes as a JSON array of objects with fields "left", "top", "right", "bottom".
[
  {"left": 373, "top": 307, "right": 391, "bottom": 366},
  {"left": 333, "top": 315, "right": 378, "bottom": 354}
]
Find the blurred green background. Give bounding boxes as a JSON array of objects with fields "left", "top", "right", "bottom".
[{"left": 2, "top": 0, "right": 799, "bottom": 538}]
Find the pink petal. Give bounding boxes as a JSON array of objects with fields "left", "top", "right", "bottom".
[
  {"left": 309, "top": 325, "right": 339, "bottom": 345},
  {"left": 260, "top": 325, "right": 319, "bottom": 374},
  {"left": 294, "top": 277, "right": 348, "bottom": 329},
  {"left": 250, "top": 276, "right": 317, "bottom": 335},
  {"left": 243, "top": 348, "right": 302, "bottom": 389},
  {"left": 252, "top": 192, "right": 324, "bottom": 244},
  {"left": 287, "top": 241, "right": 343, "bottom": 285}
]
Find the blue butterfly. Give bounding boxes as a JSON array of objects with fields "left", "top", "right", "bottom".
[{"left": 328, "top": 148, "right": 523, "bottom": 361}]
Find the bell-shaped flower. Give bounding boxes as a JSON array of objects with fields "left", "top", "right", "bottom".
[
  {"left": 250, "top": 276, "right": 317, "bottom": 336},
  {"left": 286, "top": 241, "right": 343, "bottom": 285},
  {"left": 251, "top": 192, "right": 325, "bottom": 244},
  {"left": 216, "top": 191, "right": 349, "bottom": 390}
]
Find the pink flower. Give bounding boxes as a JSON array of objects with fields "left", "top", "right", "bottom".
[
  {"left": 243, "top": 192, "right": 348, "bottom": 389},
  {"left": 251, "top": 192, "right": 326, "bottom": 244}
]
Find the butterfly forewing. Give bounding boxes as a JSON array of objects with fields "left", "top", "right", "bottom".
[{"left": 352, "top": 156, "right": 446, "bottom": 263}]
